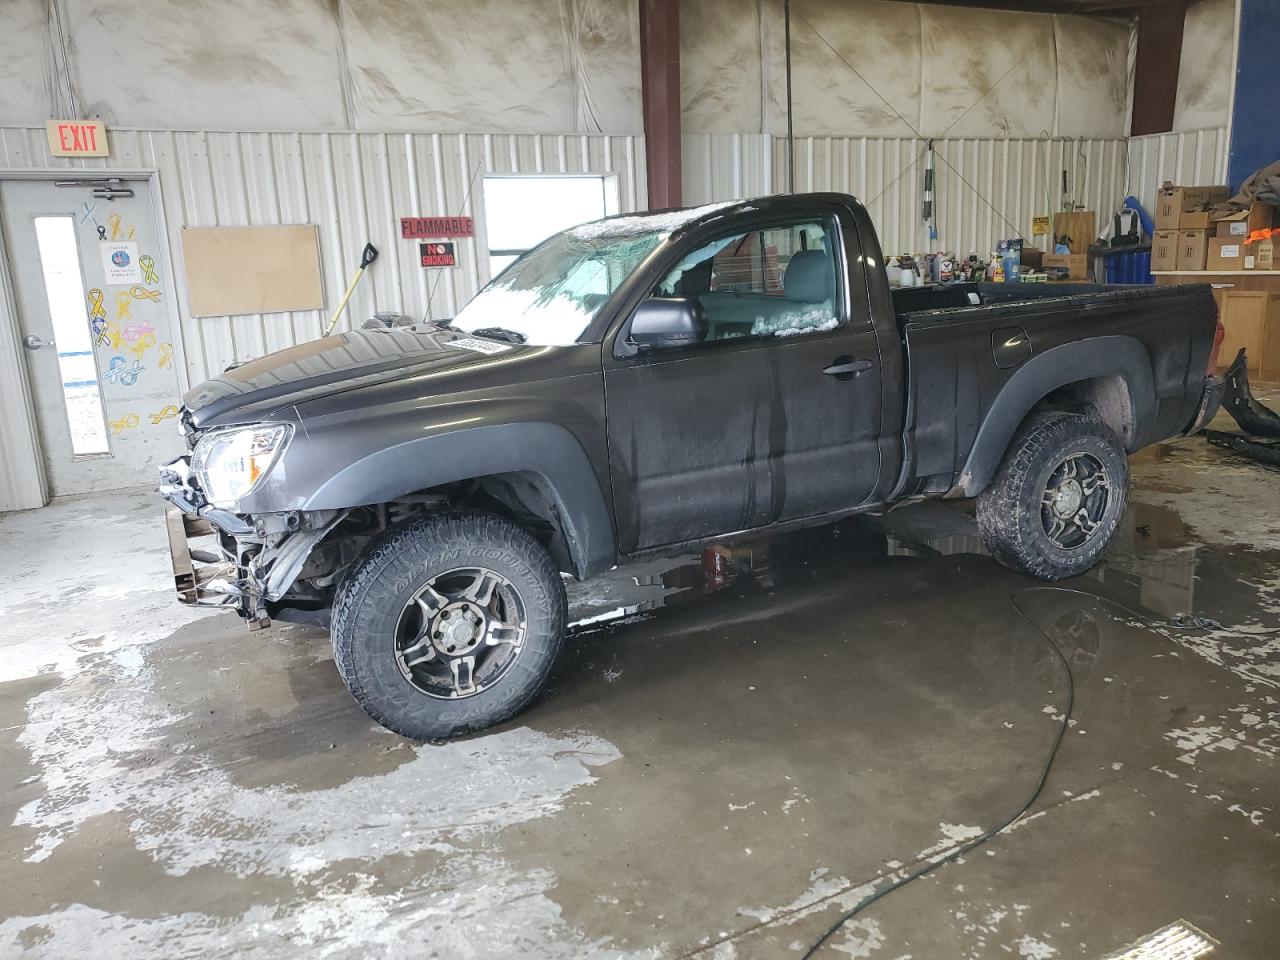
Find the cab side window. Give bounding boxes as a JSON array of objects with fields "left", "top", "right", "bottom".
[{"left": 655, "top": 218, "right": 843, "bottom": 343}]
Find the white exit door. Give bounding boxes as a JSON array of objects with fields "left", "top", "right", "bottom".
[{"left": 0, "top": 179, "right": 180, "bottom": 500}]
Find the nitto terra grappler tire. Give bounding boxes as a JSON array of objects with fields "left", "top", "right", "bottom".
[
  {"left": 976, "top": 412, "right": 1129, "bottom": 581},
  {"left": 331, "top": 512, "right": 567, "bottom": 740}
]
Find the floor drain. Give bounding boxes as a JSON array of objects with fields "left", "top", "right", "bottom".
[{"left": 1102, "top": 921, "right": 1217, "bottom": 960}]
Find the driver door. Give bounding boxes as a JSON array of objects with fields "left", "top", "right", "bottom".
[{"left": 603, "top": 212, "right": 883, "bottom": 554}]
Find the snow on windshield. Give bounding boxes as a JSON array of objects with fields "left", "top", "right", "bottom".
[
  {"left": 450, "top": 200, "right": 745, "bottom": 346},
  {"left": 567, "top": 200, "right": 741, "bottom": 240},
  {"left": 451, "top": 230, "right": 667, "bottom": 345}
]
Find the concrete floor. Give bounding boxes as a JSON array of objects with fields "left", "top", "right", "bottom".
[{"left": 1, "top": 416, "right": 1278, "bottom": 958}]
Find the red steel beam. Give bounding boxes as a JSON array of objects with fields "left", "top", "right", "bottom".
[
  {"left": 639, "top": 0, "right": 682, "bottom": 209},
  {"left": 1130, "top": 0, "right": 1186, "bottom": 136}
]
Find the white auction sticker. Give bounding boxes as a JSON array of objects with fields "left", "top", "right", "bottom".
[
  {"left": 449, "top": 337, "right": 511, "bottom": 355},
  {"left": 101, "top": 240, "right": 141, "bottom": 285}
]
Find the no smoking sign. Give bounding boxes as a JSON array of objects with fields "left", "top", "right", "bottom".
[{"left": 419, "top": 242, "right": 457, "bottom": 268}]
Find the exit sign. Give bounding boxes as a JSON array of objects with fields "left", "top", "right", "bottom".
[{"left": 46, "top": 120, "right": 109, "bottom": 158}]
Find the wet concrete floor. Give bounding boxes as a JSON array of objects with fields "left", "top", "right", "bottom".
[{"left": 0, "top": 420, "right": 1278, "bottom": 958}]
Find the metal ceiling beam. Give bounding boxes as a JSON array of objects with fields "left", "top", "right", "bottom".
[
  {"left": 1130, "top": 0, "right": 1186, "bottom": 135},
  {"left": 639, "top": 0, "right": 681, "bottom": 209}
]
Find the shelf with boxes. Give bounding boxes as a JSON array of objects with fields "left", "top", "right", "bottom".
[{"left": 1150, "top": 182, "right": 1276, "bottom": 272}]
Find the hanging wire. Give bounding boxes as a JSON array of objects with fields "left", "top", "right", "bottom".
[{"left": 794, "top": 2, "right": 1088, "bottom": 246}]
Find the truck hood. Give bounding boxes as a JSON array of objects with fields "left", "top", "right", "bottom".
[{"left": 183, "top": 326, "right": 551, "bottom": 428}]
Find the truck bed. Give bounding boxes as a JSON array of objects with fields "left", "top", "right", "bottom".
[{"left": 888, "top": 281, "right": 1219, "bottom": 497}]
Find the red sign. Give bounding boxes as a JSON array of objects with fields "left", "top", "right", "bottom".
[
  {"left": 46, "top": 120, "right": 109, "bottom": 158},
  {"left": 401, "top": 216, "right": 474, "bottom": 239},
  {"left": 420, "top": 242, "right": 457, "bottom": 268}
]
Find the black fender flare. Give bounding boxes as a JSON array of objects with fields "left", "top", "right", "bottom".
[
  {"left": 954, "top": 336, "right": 1155, "bottom": 497},
  {"left": 302, "top": 422, "right": 615, "bottom": 578}
]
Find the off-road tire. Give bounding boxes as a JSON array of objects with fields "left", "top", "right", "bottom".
[
  {"left": 976, "top": 412, "right": 1128, "bottom": 580},
  {"left": 332, "top": 512, "right": 567, "bottom": 740}
]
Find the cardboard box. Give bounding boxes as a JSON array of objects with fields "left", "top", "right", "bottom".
[
  {"left": 1180, "top": 205, "right": 1223, "bottom": 230},
  {"left": 1245, "top": 237, "right": 1274, "bottom": 270},
  {"left": 1213, "top": 202, "right": 1276, "bottom": 238},
  {"left": 1042, "top": 253, "right": 1088, "bottom": 280},
  {"left": 1207, "top": 235, "right": 1247, "bottom": 271},
  {"left": 1174, "top": 229, "right": 1208, "bottom": 270},
  {"left": 1154, "top": 183, "right": 1230, "bottom": 230},
  {"left": 1151, "top": 229, "right": 1179, "bottom": 272}
]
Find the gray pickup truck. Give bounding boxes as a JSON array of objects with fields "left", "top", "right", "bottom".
[{"left": 159, "top": 192, "right": 1223, "bottom": 740}]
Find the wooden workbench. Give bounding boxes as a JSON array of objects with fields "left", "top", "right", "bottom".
[{"left": 1153, "top": 271, "right": 1280, "bottom": 377}]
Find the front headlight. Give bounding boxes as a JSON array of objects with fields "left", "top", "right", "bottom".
[{"left": 191, "top": 424, "right": 292, "bottom": 509}]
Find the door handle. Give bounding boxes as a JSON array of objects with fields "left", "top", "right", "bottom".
[
  {"left": 23, "top": 334, "right": 54, "bottom": 351},
  {"left": 822, "top": 358, "right": 872, "bottom": 377}
]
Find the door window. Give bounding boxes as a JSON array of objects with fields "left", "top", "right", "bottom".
[
  {"left": 33, "top": 216, "right": 110, "bottom": 456},
  {"left": 654, "top": 219, "right": 843, "bottom": 343}
]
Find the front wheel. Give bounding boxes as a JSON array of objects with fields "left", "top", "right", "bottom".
[
  {"left": 331, "top": 512, "right": 567, "bottom": 740},
  {"left": 976, "top": 412, "right": 1129, "bottom": 580}
]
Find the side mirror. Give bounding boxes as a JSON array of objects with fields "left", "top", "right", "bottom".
[{"left": 628, "top": 297, "right": 707, "bottom": 349}]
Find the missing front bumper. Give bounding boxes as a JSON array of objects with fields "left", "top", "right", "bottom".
[{"left": 165, "top": 507, "right": 270, "bottom": 629}]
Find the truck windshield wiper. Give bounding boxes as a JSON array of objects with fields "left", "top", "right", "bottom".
[{"left": 469, "top": 327, "right": 527, "bottom": 344}]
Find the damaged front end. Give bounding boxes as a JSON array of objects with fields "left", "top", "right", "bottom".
[{"left": 159, "top": 448, "right": 348, "bottom": 630}]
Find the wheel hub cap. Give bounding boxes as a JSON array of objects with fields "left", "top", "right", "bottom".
[
  {"left": 434, "top": 604, "right": 483, "bottom": 654},
  {"left": 1051, "top": 479, "right": 1084, "bottom": 518}
]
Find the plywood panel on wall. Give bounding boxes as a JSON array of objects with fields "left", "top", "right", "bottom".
[{"left": 182, "top": 226, "right": 325, "bottom": 317}]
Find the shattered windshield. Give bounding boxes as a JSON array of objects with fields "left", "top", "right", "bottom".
[{"left": 450, "top": 227, "right": 668, "bottom": 345}]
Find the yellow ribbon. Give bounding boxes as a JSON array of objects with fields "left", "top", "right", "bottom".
[
  {"left": 87, "top": 288, "right": 106, "bottom": 322},
  {"left": 149, "top": 404, "right": 180, "bottom": 425},
  {"left": 130, "top": 285, "right": 161, "bottom": 302},
  {"left": 109, "top": 412, "right": 140, "bottom": 434},
  {"left": 129, "top": 332, "right": 157, "bottom": 360},
  {"left": 158, "top": 342, "right": 174, "bottom": 369},
  {"left": 108, "top": 212, "right": 123, "bottom": 241},
  {"left": 139, "top": 255, "right": 158, "bottom": 284},
  {"left": 115, "top": 290, "right": 132, "bottom": 321}
]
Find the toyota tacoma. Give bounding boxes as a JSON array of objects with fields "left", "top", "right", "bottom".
[{"left": 159, "top": 193, "right": 1224, "bottom": 740}]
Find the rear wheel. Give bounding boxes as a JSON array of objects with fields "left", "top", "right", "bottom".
[
  {"left": 976, "top": 412, "right": 1128, "bottom": 580},
  {"left": 332, "top": 512, "right": 566, "bottom": 740}
]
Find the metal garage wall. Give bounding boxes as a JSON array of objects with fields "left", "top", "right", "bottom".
[
  {"left": 0, "top": 127, "right": 645, "bottom": 387},
  {"left": 684, "top": 134, "right": 1128, "bottom": 258},
  {"left": 1125, "top": 128, "right": 1231, "bottom": 212}
]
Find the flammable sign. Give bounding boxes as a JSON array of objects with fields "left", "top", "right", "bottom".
[{"left": 419, "top": 241, "right": 457, "bottom": 268}]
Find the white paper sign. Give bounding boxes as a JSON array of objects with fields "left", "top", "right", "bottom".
[
  {"left": 101, "top": 241, "right": 141, "bottom": 285},
  {"left": 449, "top": 336, "right": 511, "bottom": 355}
]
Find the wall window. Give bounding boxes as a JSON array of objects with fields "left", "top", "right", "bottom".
[
  {"left": 481, "top": 175, "right": 616, "bottom": 278},
  {"left": 654, "top": 218, "right": 843, "bottom": 343}
]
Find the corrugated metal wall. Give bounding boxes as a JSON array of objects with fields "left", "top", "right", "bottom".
[
  {"left": 1124, "top": 127, "right": 1230, "bottom": 213},
  {"left": 0, "top": 126, "right": 645, "bottom": 387},
  {"left": 0, "top": 122, "right": 1232, "bottom": 389},
  {"left": 683, "top": 134, "right": 1129, "bottom": 257}
]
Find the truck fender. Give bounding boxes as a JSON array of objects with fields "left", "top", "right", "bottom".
[
  {"left": 954, "top": 336, "right": 1155, "bottom": 497},
  {"left": 302, "top": 422, "right": 615, "bottom": 579}
]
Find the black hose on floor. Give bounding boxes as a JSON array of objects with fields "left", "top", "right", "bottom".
[{"left": 798, "top": 586, "right": 1212, "bottom": 958}]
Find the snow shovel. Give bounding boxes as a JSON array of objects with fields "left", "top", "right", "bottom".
[{"left": 324, "top": 242, "right": 379, "bottom": 335}]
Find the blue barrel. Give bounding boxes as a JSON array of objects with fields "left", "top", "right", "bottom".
[{"left": 1097, "top": 246, "right": 1154, "bottom": 285}]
